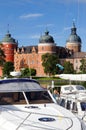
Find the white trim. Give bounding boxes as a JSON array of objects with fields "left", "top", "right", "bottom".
[
  {"left": 66, "top": 42, "right": 81, "bottom": 45},
  {"left": 38, "top": 43, "right": 56, "bottom": 46},
  {"left": 2, "top": 42, "right": 17, "bottom": 45},
  {"left": 38, "top": 51, "right": 56, "bottom": 54}
]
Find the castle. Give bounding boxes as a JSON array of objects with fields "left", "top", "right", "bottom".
[{"left": 1, "top": 22, "right": 86, "bottom": 76}]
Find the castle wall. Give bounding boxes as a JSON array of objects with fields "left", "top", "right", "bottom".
[
  {"left": 38, "top": 43, "right": 56, "bottom": 54},
  {"left": 66, "top": 42, "right": 81, "bottom": 52},
  {"left": 2, "top": 43, "right": 17, "bottom": 63},
  {"left": 14, "top": 52, "right": 46, "bottom": 76}
]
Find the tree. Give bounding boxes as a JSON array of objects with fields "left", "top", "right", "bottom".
[
  {"left": 3, "top": 62, "right": 14, "bottom": 77},
  {"left": 0, "top": 44, "right": 6, "bottom": 66},
  {"left": 21, "top": 68, "right": 36, "bottom": 77},
  {"left": 31, "top": 68, "right": 36, "bottom": 76},
  {"left": 42, "top": 53, "right": 59, "bottom": 76},
  {"left": 63, "top": 61, "right": 75, "bottom": 74},
  {"left": 79, "top": 59, "right": 86, "bottom": 73}
]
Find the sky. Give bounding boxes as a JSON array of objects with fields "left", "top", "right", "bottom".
[{"left": 0, "top": 0, "right": 86, "bottom": 51}]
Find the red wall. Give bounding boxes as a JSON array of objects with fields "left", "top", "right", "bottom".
[{"left": 3, "top": 43, "right": 17, "bottom": 63}]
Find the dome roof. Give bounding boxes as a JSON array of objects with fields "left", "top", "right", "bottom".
[
  {"left": 2, "top": 31, "right": 18, "bottom": 44},
  {"left": 66, "top": 23, "right": 81, "bottom": 43},
  {"left": 39, "top": 31, "right": 54, "bottom": 43}
]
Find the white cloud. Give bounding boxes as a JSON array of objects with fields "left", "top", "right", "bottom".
[
  {"left": 36, "top": 23, "right": 54, "bottom": 28},
  {"left": 64, "top": 26, "right": 71, "bottom": 31},
  {"left": 20, "top": 13, "right": 43, "bottom": 19},
  {"left": 30, "top": 34, "right": 40, "bottom": 39}
]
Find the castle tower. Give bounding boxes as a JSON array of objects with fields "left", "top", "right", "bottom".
[
  {"left": 37, "top": 30, "right": 56, "bottom": 76},
  {"left": 66, "top": 22, "right": 82, "bottom": 53},
  {"left": 1, "top": 31, "right": 18, "bottom": 63},
  {"left": 38, "top": 30, "right": 56, "bottom": 54}
]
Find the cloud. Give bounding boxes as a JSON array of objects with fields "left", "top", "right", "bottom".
[
  {"left": 30, "top": 34, "right": 40, "bottom": 39},
  {"left": 36, "top": 23, "right": 54, "bottom": 28},
  {"left": 20, "top": 13, "right": 43, "bottom": 19},
  {"left": 64, "top": 26, "right": 71, "bottom": 31}
]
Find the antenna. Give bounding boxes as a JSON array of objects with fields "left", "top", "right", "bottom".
[
  {"left": 45, "top": 24, "right": 49, "bottom": 32},
  {"left": 72, "top": 19, "right": 76, "bottom": 28},
  {"left": 7, "top": 24, "right": 10, "bottom": 33},
  {"left": 73, "top": 19, "right": 75, "bottom": 23}
]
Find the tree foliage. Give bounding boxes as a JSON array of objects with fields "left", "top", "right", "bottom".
[
  {"left": 79, "top": 59, "right": 86, "bottom": 73},
  {"left": 21, "top": 68, "right": 36, "bottom": 77},
  {"left": 42, "top": 53, "right": 59, "bottom": 76},
  {"left": 63, "top": 61, "right": 75, "bottom": 74},
  {"left": 3, "top": 62, "right": 14, "bottom": 77},
  {"left": 0, "top": 44, "right": 6, "bottom": 66}
]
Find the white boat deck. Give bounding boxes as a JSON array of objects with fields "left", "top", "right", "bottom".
[{"left": 0, "top": 78, "right": 85, "bottom": 130}]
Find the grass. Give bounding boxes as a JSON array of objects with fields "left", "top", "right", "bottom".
[{"left": 32, "top": 76, "right": 86, "bottom": 88}]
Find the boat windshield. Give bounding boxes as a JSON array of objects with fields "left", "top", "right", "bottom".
[
  {"left": 80, "top": 102, "right": 86, "bottom": 111},
  {"left": 25, "top": 91, "right": 53, "bottom": 104},
  {"left": 0, "top": 91, "right": 53, "bottom": 105},
  {"left": 76, "top": 86, "right": 85, "bottom": 90}
]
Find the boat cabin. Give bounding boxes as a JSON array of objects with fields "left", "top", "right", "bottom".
[
  {"left": 59, "top": 85, "right": 86, "bottom": 120},
  {"left": 0, "top": 78, "right": 85, "bottom": 130},
  {"left": 0, "top": 78, "right": 54, "bottom": 105},
  {"left": 60, "top": 84, "right": 85, "bottom": 94}
]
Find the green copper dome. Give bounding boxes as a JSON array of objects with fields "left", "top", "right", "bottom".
[
  {"left": 39, "top": 31, "right": 54, "bottom": 43},
  {"left": 2, "top": 31, "right": 17, "bottom": 44},
  {"left": 66, "top": 23, "right": 81, "bottom": 43}
]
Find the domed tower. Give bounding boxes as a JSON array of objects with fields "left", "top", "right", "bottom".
[
  {"left": 66, "top": 22, "right": 81, "bottom": 52},
  {"left": 38, "top": 30, "right": 56, "bottom": 54},
  {"left": 1, "top": 31, "right": 18, "bottom": 63}
]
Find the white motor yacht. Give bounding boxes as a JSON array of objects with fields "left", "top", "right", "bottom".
[
  {"left": 58, "top": 84, "right": 86, "bottom": 124},
  {"left": 0, "top": 78, "right": 85, "bottom": 130}
]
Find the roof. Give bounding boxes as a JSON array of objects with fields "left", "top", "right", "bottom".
[
  {"left": 0, "top": 78, "right": 46, "bottom": 92},
  {"left": 66, "top": 23, "right": 82, "bottom": 44},
  {"left": 39, "top": 30, "right": 55, "bottom": 44},
  {"left": 17, "top": 46, "right": 38, "bottom": 53},
  {"left": 1, "top": 31, "right": 18, "bottom": 44}
]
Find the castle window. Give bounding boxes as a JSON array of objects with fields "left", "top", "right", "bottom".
[
  {"left": 76, "top": 66, "right": 78, "bottom": 70},
  {"left": 42, "top": 46, "right": 44, "bottom": 50},
  {"left": 76, "top": 60, "right": 78, "bottom": 63},
  {"left": 32, "top": 60, "right": 34, "bottom": 64}
]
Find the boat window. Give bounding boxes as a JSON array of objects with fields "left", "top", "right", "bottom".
[
  {"left": 25, "top": 91, "right": 54, "bottom": 104},
  {"left": 66, "top": 100, "right": 71, "bottom": 110},
  {"left": 72, "top": 102, "right": 77, "bottom": 112},
  {"left": 76, "top": 86, "right": 85, "bottom": 90},
  {"left": 64, "top": 86, "right": 74, "bottom": 91},
  {"left": 80, "top": 102, "right": 86, "bottom": 111},
  {"left": 60, "top": 99, "right": 65, "bottom": 107},
  {"left": 0, "top": 91, "right": 54, "bottom": 105},
  {"left": 0, "top": 92, "right": 26, "bottom": 105}
]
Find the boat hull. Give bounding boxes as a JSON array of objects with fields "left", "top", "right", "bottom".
[{"left": 0, "top": 104, "right": 82, "bottom": 130}]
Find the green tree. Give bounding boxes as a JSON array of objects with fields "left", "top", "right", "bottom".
[
  {"left": 0, "top": 44, "right": 5, "bottom": 66},
  {"left": 21, "top": 68, "right": 36, "bottom": 77},
  {"left": 42, "top": 53, "right": 59, "bottom": 76},
  {"left": 79, "top": 59, "right": 86, "bottom": 73},
  {"left": 63, "top": 61, "right": 75, "bottom": 74},
  {"left": 31, "top": 68, "right": 36, "bottom": 76},
  {"left": 3, "top": 62, "right": 14, "bottom": 77}
]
